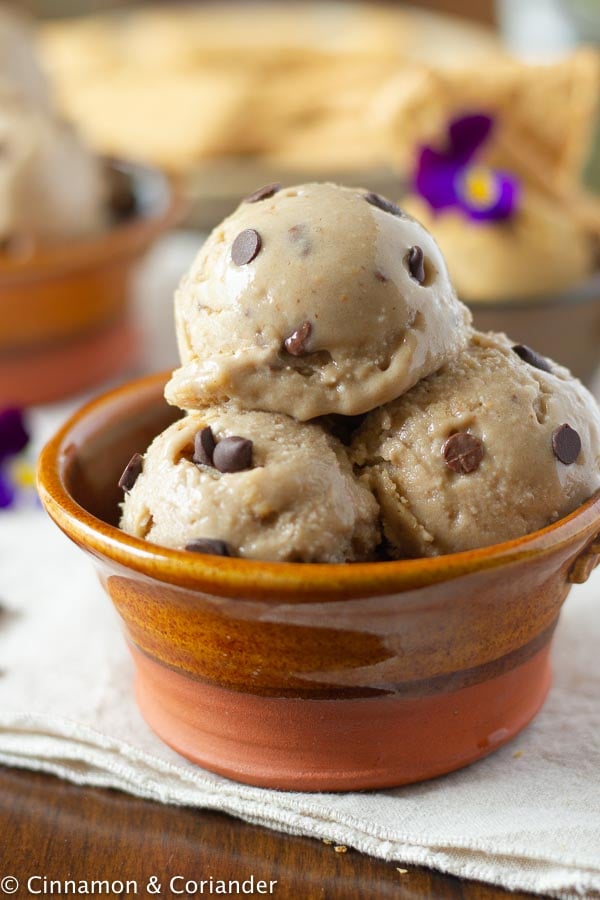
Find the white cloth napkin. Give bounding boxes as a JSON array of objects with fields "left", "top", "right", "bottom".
[
  {"left": 2, "top": 234, "right": 600, "bottom": 899},
  {"left": 1, "top": 500, "right": 599, "bottom": 899}
]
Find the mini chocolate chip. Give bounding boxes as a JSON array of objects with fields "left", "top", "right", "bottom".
[
  {"left": 442, "top": 433, "right": 484, "bottom": 474},
  {"left": 193, "top": 426, "right": 216, "bottom": 467},
  {"left": 407, "top": 246, "right": 425, "bottom": 284},
  {"left": 364, "top": 192, "right": 403, "bottom": 217},
  {"left": 288, "top": 223, "right": 312, "bottom": 256},
  {"left": 118, "top": 452, "right": 143, "bottom": 492},
  {"left": 552, "top": 424, "right": 581, "bottom": 465},
  {"left": 231, "top": 229, "right": 262, "bottom": 265},
  {"left": 213, "top": 436, "right": 254, "bottom": 473},
  {"left": 185, "top": 538, "right": 232, "bottom": 557},
  {"left": 284, "top": 320, "right": 312, "bottom": 356},
  {"left": 512, "top": 344, "right": 552, "bottom": 373},
  {"left": 244, "top": 183, "right": 281, "bottom": 203}
]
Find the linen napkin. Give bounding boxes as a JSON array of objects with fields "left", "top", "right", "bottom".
[{"left": 0, "top": 494, "right": 599, "bottom": 900}]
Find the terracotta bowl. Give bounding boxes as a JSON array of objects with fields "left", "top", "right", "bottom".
[
  {"left": 37, "top": 371, "right": 600, "bottom": 792},
  {"left": 0, "top": 160, "right": 183, "bottom": 406},
  {"left": 467, "top": 271, "right": 600, "bottom": 386}
]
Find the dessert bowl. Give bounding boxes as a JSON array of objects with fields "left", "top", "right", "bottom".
[
  {"left": 37, "top": 371, "right": 600, "bottom": 791},
  {"left": 466, "top": 271, "right": 600, "bottom": 386},
  {"left": 0, "top": 160, "right": 183, "bottom": 406}
]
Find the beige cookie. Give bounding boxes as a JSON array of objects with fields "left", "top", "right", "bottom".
[{"left": 403, "top": 189, "right": 595, "bottom": 302}]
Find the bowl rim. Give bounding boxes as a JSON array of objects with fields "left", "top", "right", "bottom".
[
  {"left": 37, "top": 370, "right": 600, "bottom": 600},
  {"left": 0, "top": 158, "right": 185, "bottom": 279}
]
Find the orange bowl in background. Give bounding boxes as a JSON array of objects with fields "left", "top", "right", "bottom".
[
  {"left": 37, "top": 371, "right": 600, "bottom": 791},
  {"left": 0, "top": 160, "right": 183, "bottom": 406}
]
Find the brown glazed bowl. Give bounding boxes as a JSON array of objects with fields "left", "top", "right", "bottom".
[
  {"left": 467, "top": 271, "right": 600, "bottom": 386},
  {"left": 37, "top": 371, "right": 600, "bottom": 792},
  {"left": 0, "top": 160, "right": 183, "bottom": 406}
]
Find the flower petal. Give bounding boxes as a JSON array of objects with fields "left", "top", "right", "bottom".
[
  {"left": 448, "top": 114, "right": 494, "bottom": 165},
  {"left": 0, "top": 468, "right": 16, "bottom": 510},
  {"left": 0, "top": 408, "right": 29, "bottom": 464},
  {"left": 457, "top": 170, "right": 519, "bottom": 222},
  {"left": 414, "top": 147, "right": 459, "bottom": 211}
]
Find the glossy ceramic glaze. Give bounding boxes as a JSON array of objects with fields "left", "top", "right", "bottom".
[
  {"left": 0, "top": 162, "right": 182, "bottom": 405},
  {"left": 37, "top": 372, "right": 600, "bottom": 790},
  {"left": 468, "top": 272, "right": 600, "bottom": 385}
]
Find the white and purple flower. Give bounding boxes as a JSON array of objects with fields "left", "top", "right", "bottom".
[
  {"left": 414, "top": 113, "right": 519, "bottom": 222},
  {"left": 0, "top": 408, "right": 33, "bottom": 509}
]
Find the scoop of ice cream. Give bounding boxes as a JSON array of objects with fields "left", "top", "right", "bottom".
[
  {"left": 165, "top": 182, "right": 471, "bottom": 420},
  {"left": 352, "top": 330, "right": 600, "bottom": 557},
  {"left": 403, "top": 191, "right": 594, "bottom": 302},
  {"left": 119, "top": 407, "right": 380, "bottom": 563},
  {"left": 0, "top": 89, "right": 107, "bottom": 246},
  {"left": 0, "top": 5, "right": 50, "bottom": 108}
]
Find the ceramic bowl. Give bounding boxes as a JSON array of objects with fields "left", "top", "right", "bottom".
[
  {"left": 37, "top": 371, "right": 600, "bottom": 791},
  {"left": 0, "top": 160, "right": 182, "bottom": 406},
  {"left": 467, "top": 271, "right": 600, "bottom": 386}
]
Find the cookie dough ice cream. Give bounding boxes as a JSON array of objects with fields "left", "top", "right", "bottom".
[
  {"left": 352, "top": 331, "right": 600, "bottom": 557},
  {"left": 165, "top": 182, "right": 471, "bottom": 420},
  {"left": 0, "top": 4, "right": 49, "bottom": 108},
  {"left": 119, "top": 407, "right": 380, "bottom": 563},
  {"left": 119, "top": 182, "right": 600, "bottom": 562},
  {"left": 0, "top": 6, "right": 107, "bottom": 250},
  {"left": 0, "top": 90, "right": 107, "bottom": 246}
]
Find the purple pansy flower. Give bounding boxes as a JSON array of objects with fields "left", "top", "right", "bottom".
[
  {"left": 414, "top": 113, "right": 519, "bottom": 222},
  {"left": 0, "top": 408, "right": 30, "bottom": 509}
]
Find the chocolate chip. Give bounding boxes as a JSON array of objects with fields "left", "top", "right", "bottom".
[
  {"left": 244, "top": 183, "right": 281, "bottom": 203},
  {"left": 407, "top": 246, "right": 425, "bottom": 284},
  {"left": 442, "top": 433, "right": 484, "bottom": 474},
  {"left": 185, "top": 538, "right": 232, "bottom": 557},
  {"left": 288, "top": 223, "right": 312, "bottom": 256},
  {"left": 193, "top": 426, "right": 216, "bottom": 467},
  {"left": 512, "top": 344, "right": 552, "bottom": 373},
  {"left": 118, "top": 452, "right": 143, "bottom": 492},
  {"left": 364, "top": 192, "right": 403, "bottom": 217},
  {"left": 552, "top": 424, "right": 581, "bottom": 465},
  {"left": 284, "top": 321, "right": 312, "bottom": 356},
  {"left": 213, "top": 436, "right": 254, "bottom": 473},
  {"left": 231, "top": 229, "right": 262, "bottom": 265}
]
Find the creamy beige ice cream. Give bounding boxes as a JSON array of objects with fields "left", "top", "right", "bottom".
[
  {"left": 0, "top": 86, "right": 107, "bottom": 247},
  {"left": 0, "top": 5, "right": 107, "bottom": 250},
  {"left": 0, "top": 4, "right": 49, "bottom": 108},
  {"left": 352, "top": 331, "right": 600, "bottom": 557},
  {"left": 165, "top": 182, "right": 472, "bottom": 420},
  {"left": 119, "top": 406, "right": 380, "bottom": 562}
]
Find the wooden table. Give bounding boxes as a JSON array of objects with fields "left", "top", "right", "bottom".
[{"left": 0, "top": 765, "right": 545, "bottom": 899}]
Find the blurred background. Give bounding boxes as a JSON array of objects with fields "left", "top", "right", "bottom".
[{"left": 2, "top": 0, "right": 600, "bottom": 408}]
